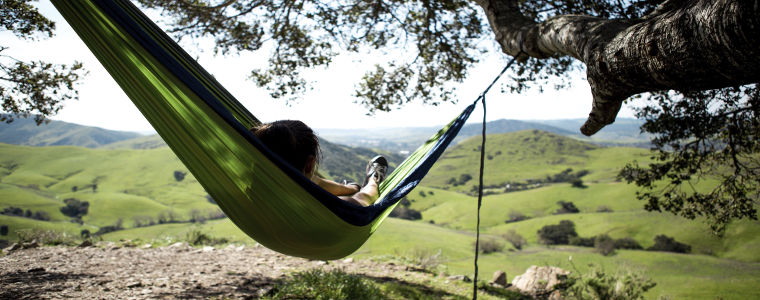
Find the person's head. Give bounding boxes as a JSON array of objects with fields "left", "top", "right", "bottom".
[{"left": 251, "top": 120, "right": 320, "bottom": 177}]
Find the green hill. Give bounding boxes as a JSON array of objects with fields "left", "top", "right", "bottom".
[
  {"left": 0, "top": 116, "right": 141, "bottom": 148},
  {"left": 2, "top": 129, "right": 759, "bottom": 299}
]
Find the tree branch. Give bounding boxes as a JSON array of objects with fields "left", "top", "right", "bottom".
[{"left": 476, "top": 0, "right": 760, "bottom": 135}]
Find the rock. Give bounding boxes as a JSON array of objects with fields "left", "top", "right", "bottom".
[
  {"left": 491, "top": 270, "right": 507, "bottom": 286},
  {"left": 447, "top": 275, "right": 471, "bottom": 282},
  {"left": 141, "top": 243, "right": 152, "bottom": 249},
  {"left": 202, "top": 246, "right": 214, "bottom": 252},
  {"left": 22, "top": 241, "right": 39, "bottom": 249},
  {"left": 126, "top": 281, "right": 143, "bottom": 288},
  {"left": 6, "top": 243, "right": 21, "bottom": 251},
  {"left": 27, "top": 267, "right": 45, "bottom": 273},
  {"left": 78, "top": 240, "right": 93, "bottom": 248},
  {"left": 342, "top": 258, "right": 354, "bottom": 264},
  {"left": 511, "top": 265, "right": 570, "bottom": 300}
]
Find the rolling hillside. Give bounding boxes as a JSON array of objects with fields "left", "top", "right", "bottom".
[
  {"left": 2, "top": 129, "right": 759, "bottom": 299},
  {"left": 0, "top": 116, "right": 141, "bottom": 148}
]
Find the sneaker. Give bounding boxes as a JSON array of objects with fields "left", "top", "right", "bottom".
[{"left": 363, "top": 156, "right": 388, "bottom": 186}]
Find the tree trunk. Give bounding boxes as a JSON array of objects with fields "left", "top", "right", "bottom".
[{"left": 475, "top": 0, "right": 760, "bottom": 135}]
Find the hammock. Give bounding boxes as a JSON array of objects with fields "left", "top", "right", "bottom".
[{"left": 52, "top": 0, "right": 478, "bottom": 260}]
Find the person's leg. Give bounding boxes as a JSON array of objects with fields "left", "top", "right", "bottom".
[{"left": 340, "top": 176, "right": 379, "bottom": 206}]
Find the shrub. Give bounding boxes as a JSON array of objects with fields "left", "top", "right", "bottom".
[
  {"left": 596, "top": 205, "right": 614, "bottom": 213},
  {"left": 94, "top": 219, "right": 124, "bottom": 236},
  {"left": 594, "top": 234, "right": 616, "bottom": 256},
  {"left": 555, "top": 201, "right": 580, "bottom": 214},
  {"left": 173, "top": 170, "right": 187, "bottom": 181},
  {"left": 189, "top": 209, "right": 207, "bottom": 223},
  {"left": 503, "top": 229, "right": 527, "bottom": 250},
  {"left": 569, "top": 236, "right": 595, "bottom": 247},
  {"left": 80, "top": 229, "right": 90, "bottom": 238},
  {"left": 1, "top": 225, "right": 8, "bottom": 236},
  {"left": 205, "top": 194, "right": 216, "bottom": 205},
  {"left": 207, "top": 208, "right": 226, "bottom": 220},
  {"left": 265, "top": 269, "right": 384, "bottom": 300},
  {"left": 402, "top": 247, "right": 446, "bottom": 272},
  {"left": 476, "top": 238, "right": 503, "bottom": 254},
  {"left": 614, "top": 237, "right": 643, "bottom": 250},
  {"left": 538, "top": 220, "right": 578, "bottom": 245},
  {"left": 60, "top": 198, "right": 89, "bottom": 219},
  {"left": 506, "top": 210, "right": 529, "bottom": 223},
  {"left": 185, "top": 229, "right": 228, "bottom": 246},
  {"left": 133, "top": 215, "right": 156, "bottom": 228},
  {"left": 570, "top": 178, "right": 586, "bottom": 188},
  {"left": 389, "top": 206, "right": 422, "bottom": 220},
  {"left": 157, "top": 210, "right": 180, "bottom": 224},
  {"left": 1, "top": 206, "right": 23, "bottom": 216},
  {"left": 16, "top": 228, "right": 77, "bottom": 246},
  {"left": 562, "top": 263, "right": 656, "bottom": 300},
  {"left": 647, "top": 235, "right": 691, "bottom": 253},
  {"left": 418, "top": 190, "right": 426, "bottom": 197}
]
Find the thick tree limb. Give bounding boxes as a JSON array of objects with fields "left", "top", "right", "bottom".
[{"left": 476, "top": 0, "right": 760, "bottom": 135}]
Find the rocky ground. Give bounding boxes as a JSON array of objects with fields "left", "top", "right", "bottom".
[{"left": 0, "top": 242, "right": 480, "bottom": 299}]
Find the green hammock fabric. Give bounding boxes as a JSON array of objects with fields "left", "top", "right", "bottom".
[{"left": 52, "top": 0, "right": 477, "bottom": 260}]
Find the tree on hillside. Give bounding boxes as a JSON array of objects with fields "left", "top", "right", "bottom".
[
  {"left": 1, "top": 0, "right": 86, "bottom": 124},
  {"left": 6, "top": 1, "right": 758, "bottom": 231}
]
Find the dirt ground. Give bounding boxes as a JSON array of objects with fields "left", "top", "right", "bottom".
[{"left": 0, "top": 242, "right": 452, "bottom": 299}]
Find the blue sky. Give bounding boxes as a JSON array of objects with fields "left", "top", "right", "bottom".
[{"left": 1, "top": 1, "right": 638, "bottom": 134}]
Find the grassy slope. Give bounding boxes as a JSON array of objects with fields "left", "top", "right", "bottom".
[
  {"left": 3, "top": 130, "right": 760, "bottom": 299},
  {"left": 99, "top": 218, "right": 760, "bottom": 300}
]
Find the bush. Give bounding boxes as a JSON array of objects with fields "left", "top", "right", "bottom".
[
  {"left": 389, "top": 206, "right": 422, "bottom": 220},
  {"left": 132, "top": 215, "right": 156, "bottom": 228},
  {"left": 562, "top": 264, "right": 656, "bottom": 300},
  {"left": 594, "top": 234, "right": 616, "bottom": 256},
  {"left": 94, "top": 219, "right": 124, "bottom": 236},
  {"left": 185, "top": 229, "right": 228, "bottom": 246},
  {"left": 1, "top": 206, "right": 23, "bottom": 216},
  {"left": 570, "top": 178, "right": 586, "bottom": 188},
  {"left": 614, "top": 237, "right": 643, "bottom": 250},
  {"left": 265, "top": 269, "right": 384, "bottom": 300},
  {"left": 1, "top": 225, "right": 8, "bottom": 236},
  {"left": 60, "top": 198, "right": 89, "bottom": 219},
  {"left": 555, "top": 201, "right": 580, "bottom": 214},
  {"left": 16, "top": 228, "right": 78, "bottom": 246},
  {"left": 205, "top": 194, "right": 216, "bottom": 205},
  {"left": 538, "top": 220, "right": 578, "bottom": 245},
  {"left": 173, "top": 170, "right": 187, "bottom": 181},
  {"left": 506, "top": 210, "right": 529, "bottom": 223},
  {"left": 80, "top": 229, "right": 90, "bottom": 239},
  {"left": 476, "top": 238, "right": 503, "bottom": 254},
  {"left": 647, "top": 235, "right": 691, "bottom": 253},
  {"left": 569, "top": 236, "right": 595, "bottom": 247},
  {"left": 596, "top": 205, "right": 614, "bottom": 213},
  {"left": 503, "top": 229, "right": 527, "bottom": 250},
  {"left": 400, "top": 247, "right": 446, "bottom": 273}
]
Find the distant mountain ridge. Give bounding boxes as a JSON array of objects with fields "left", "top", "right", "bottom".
[{"left": 0, "top": 116, "right": 141, "bottom": 148}]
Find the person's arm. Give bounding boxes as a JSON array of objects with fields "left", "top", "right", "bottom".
[{"left": 311, "top": 175, "right": 360, "bottom": 196}]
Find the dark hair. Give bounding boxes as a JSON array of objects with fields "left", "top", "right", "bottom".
[{"left": 251, "top": 120, "right": 320, "bottom": 173}]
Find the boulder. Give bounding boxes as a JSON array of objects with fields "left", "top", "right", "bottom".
[
  {"left": 491, "top": 270, "right": 508, "bottom": 286},
  {"left": 511, "top": 265, "right": 570, "bottom": 300}
]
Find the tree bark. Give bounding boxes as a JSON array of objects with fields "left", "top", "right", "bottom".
[{"left": 475, "top": 0, "right": 760, "bottom": 135}]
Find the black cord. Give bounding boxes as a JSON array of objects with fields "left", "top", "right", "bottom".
[{"left": 472, "top": 52, "right": 523, "bottom": 300}]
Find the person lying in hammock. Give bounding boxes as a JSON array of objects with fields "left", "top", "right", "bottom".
[{"left": 251, "top": 120, "right": 388, "bottom": 207}]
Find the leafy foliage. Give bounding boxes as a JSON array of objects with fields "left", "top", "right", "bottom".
[
  {"left": 537, "top": 220, "right": 577, "bottom": 245},
  {"left": 562, "top": 263, "right": 656, "bottom": 300},
  {"left": 59, "top": 198, "right": 89, "bottom": 219},
  {"left": 1, "top": 0, "right": 86, "bottom": 124},
  {"left": 502, "top": 229, "right": 526, "bottom": 250},
  {"left": 265, "top": 269, "right": 385, "bottom": 300},
  {"left": 620, "top": 85, "right": 760, "bottom": 233},
  {"left": 138, "top": 0, "right": 485, "bottom": 112},
  {"left": 555, "top": 200, "right": 580, "bottom": 214},
  {"left": 647, "top": 234, "right": 691, "bottom": 254}
]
